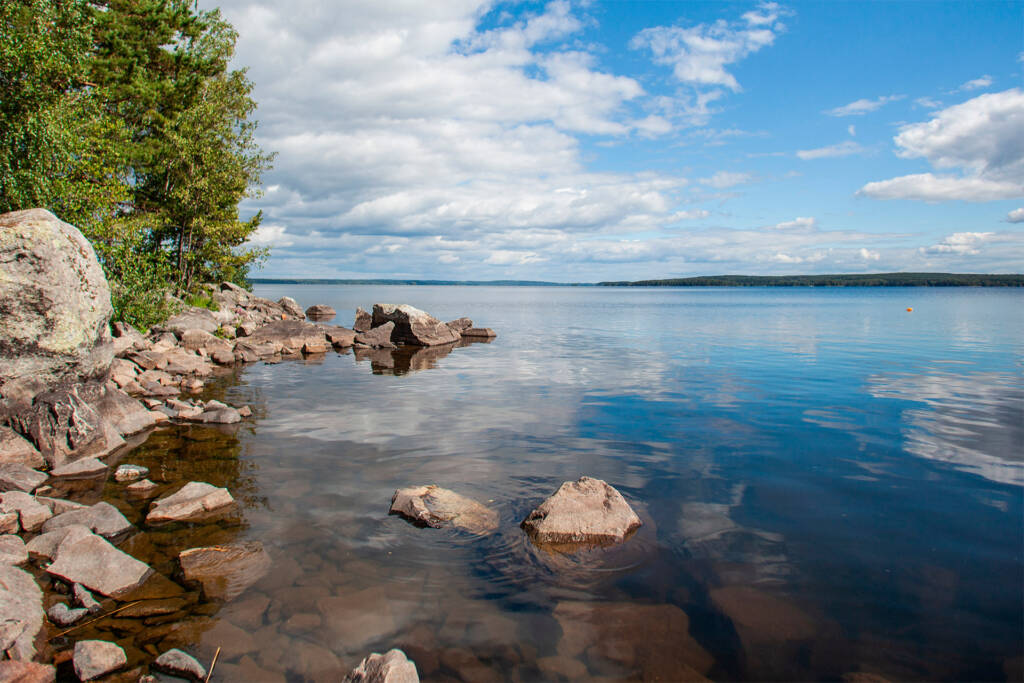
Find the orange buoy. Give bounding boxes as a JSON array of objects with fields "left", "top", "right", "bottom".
[{"left": 906, "top": 308, "right": 913, "bottom": 312}]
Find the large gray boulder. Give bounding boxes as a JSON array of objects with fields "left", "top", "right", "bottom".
[
  {"left": 343, "top": 649, "right": 419, "bottom": 683},
  {"left": 0, "top": 209, "right": 113, "bottom": 406},
  {"left": 390, "top": 486, "right": 498, "bottom": 535},
  {"left": 521, "top": 476, "right": 641, "bottom": 547},
  {"left": 371, "top": 304, "right": 459, "bottom": 346},
  {"left": 0, "top": 563, "right": 44, "bottom": 660}
]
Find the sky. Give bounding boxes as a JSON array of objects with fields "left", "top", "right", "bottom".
[{"left": 203, "top": 0, "right": 1024, "bottom": 282}]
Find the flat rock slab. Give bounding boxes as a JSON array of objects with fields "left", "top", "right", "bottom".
[
  {"left": 0, "top": 535, "right": 27, "bottom": 565},
  {"left": 461, "top": 327, "right": 496, "bottom": 338},
  {"left": 178, "top": 541, "right": 271, "bottom": 601},
  {"left": 0, "top": 661, "right": 55, "bottom": 682},
  {"left": 146, "top": 481, "right": 235, "bottom": 526},
  {"left": 390, "top": 486, "right": 498, "bottom": 535},
  {"left": 0, "top": 491, "right": 52, "bottom": 532},
  {"left": 343, "top": 649, "right": 419, "bottom": 683},
  {"left": 0, "top": 427, "right": 44, "bottom": 469},
  {"left": 49, "top": 457, "right": 108, "bottom": 479},
  {"left": 26, "top": 525, "right": 93, "bottom": 561},
  {"left": 73, "top": 640, "right": 126, "bottom": 681},
  {"left": 154, "top": 648, "right": 207, "bottom": 681},
  {"left": 521, "top": 476, "right": 641, "bottom": 547},
  {"left": 0, "top": 564, "right": 43, "bottom": 660},
  {"left": 0, "top": 464, "right": 47, "bottom": 493},
  {"left": 41, "top": 501, "right": 132, "bottom": 538},
  {"left": 46, "top": 531, "right": 153, "bottom": 598}
]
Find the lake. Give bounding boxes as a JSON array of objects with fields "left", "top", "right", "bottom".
[{"left": 85, "top": 285, "right": 1023, "bottom": 681}]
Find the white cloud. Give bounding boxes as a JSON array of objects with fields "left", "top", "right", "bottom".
[
  {"left": 630, "top": 2, "right": 785, "bottom": 92},
  {"left": 796, "top": 141, "right": 864, "bottom": 160},
  {"left": 915, "top": 96, "right": 942, "bottom": 109},
  {"left": 770, "top": 216, "right": 816, "bottom": 232},
  {"left": 700, "top": 171, "right": 754, "bottom": 188},
  {"left": 847, "top": 124, "right": 856, "bottom": 137},
  {"left": 859, "top": 89, "right": 1024, "bottom": 201},
  {"left": 955, "top": 75, "right": 993, "bottom": 92},
  {"left": 248, "top": 224, "right": 293, "bottom": 247},
  {"left": 921, "top": 232, "right": 994, "bottom": 255},
  {"left": 858, "top": 248, "right": 881, "bottom": 261},
  {"left": 671, "top": 209, "right": 711, "bottom": 220},
  {"left": 824, "top": 95, "right": 902, "bottom": 117},
  {"left": 1007, "top": 208, "right": 1024, "bottom": 223}
]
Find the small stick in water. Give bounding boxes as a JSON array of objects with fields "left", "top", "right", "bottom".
[
  {"left": 52, "top": 601, "right": 143, "bottom": 638},
  {"left": 205, "top": 646, "right": 221, "bottom": 683}
]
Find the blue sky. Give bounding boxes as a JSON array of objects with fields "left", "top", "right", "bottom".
[{"left": 206, "top": 0, "right": 1024, "bottom": 281}]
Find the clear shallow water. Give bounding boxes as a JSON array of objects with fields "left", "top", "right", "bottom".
[{"left": 74, "top": 286, "right": 1022, "bottom": 681}]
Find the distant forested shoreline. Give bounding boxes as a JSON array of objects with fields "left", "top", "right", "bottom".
[{"left": 597, "top": 273, "right": 1024, "bottom": 287}]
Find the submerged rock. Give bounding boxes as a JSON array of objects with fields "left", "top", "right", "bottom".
[
  {"left": 343, "top": 649, "right": 419, "bottom": 683},
  {"left": 371, "top": 304, "right": 460, "bottom": 347},
  {"left": 73, "top": 640, "right": 126, "bottom": 681},
  {"left": 0, "top": 563, "right": 44, "bottom": 660},
  {"left": 178, "top": 541, "right": 271, "bottom": 601},
  {"left": 46, "top": 531, "right": 152, "bottom": 597},
  {"left": 146, "top": 481, "right": 235, "bottom": 526},
  {"left": 521, "top": 476, "right": 641, "bottom": 547},
  {"left": 154, "top": 648, "right": 207, "bottom": 681},
  {"left": 390, "top": 485, "right": 498, "bottom": 535}
]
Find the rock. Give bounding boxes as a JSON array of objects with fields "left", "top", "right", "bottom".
[
  {"left": 178, "top": 541, "right": 271, "bottom": 601},
  {"left": 178, "top": 329, "right": 216, "bottom": 351},
  {"left": 0, "top": 209, "right": 114, "bottom": 402},
  {"left": 0, "top": 563, "right": 44, "bottom": 660},
  {"left": 0, "top": 464, "right": 47, "bottom": 493},
  {"left": 277, "top": 296, "right": 304, "bottom": 318},
  {"left": 247, "top": 320, "right": 329, "bottom": 353},
  {"left": 50, "top": 457, "right": 107, "bottom": 479},
  {"left": 343, "top": 649, "right": 419, "bottom": 683},
  {"left": 521, "top": 476, "right": 641, "bottom": 547},
  {"left": 236, "top": 321, "right": 258, "bottom": 337},
  {"left": 94, "top": 383, "right": 157, "bottom": 435},
  {"left": 161, "top": 348, "right": 213, "bottom": 376},
  {"left": 709, "top": 585, "right": 817, "bottom": 644},
  {"left": 113, "top": 464, "right": 148, "bottom": 482},
  {"left": 160, "top": 308, "right": 220, "bottom": 335},
  {"left": 7, "top": 382, "right": 125, "bottom": 468},
  {"left": 42, "top": 501, "right": 133, "bottom": 538},
  {"left": 46, "top": 530, "right": 152, "bottom": 597},
  {"left": 195, "top": 405, "right": 241, "bottom": 424},
  {"left": 73, "top": 583, "right": 101, "bottom": 613},
  {"left": 126, "top": 479, "right": 159, "bottom": 496},
  {"left": 305, "top": 304, "right": 336, "bottom": 320},
  {"left": 47, "top": 602, "right": 87, "bottom": 627},
  {"left": 445, "top": 318, "right": 473, "bottom": 333},
  {"left": 153, "top": 648, "right": 206, "bottom": 681},
  {"left": 237, "top": 405, "right": 252, "bottom": 418},
  {"left": 353, "top": 306, "right": 372, "bottom": 332},
  {"left": 146, "top": 481, "right": 235, "bottom": 526},
  {"left": 0, "top": 427, "right": 44, "bottom": 468},
  {"left": 371, "top": 304, "right": 460, "bottom": 346},
  {"left": 0, "top": 535, "right": 27, "bottom": 565},
  {"left": 0, "top": 491, "right": 52, "bottom": 532},
  {"left": 355, "top": 322, "right": 396, "bottom": 349},
  {"left": 25, "top": 525, "right": 92, "bottom": 561},
  {"left": 34, "top": 496, "right": 85, "bottom": 515},
  {"left": 282, "top": 612, "right": 321, "bottom": 635},
  {"left": 0, "top": 661, "right": 55, "bottom": 683},
  {"left": 554, "top": 601, "right": 713, "bottom": 681},
  {"left": 73, "top": 640, "right": 126, "bottom": 681},
  {"left": 0, "top": 512, "right": 17, "bottom": 534},
  {"left": 318, "top": 586, "right": 399, "bottom": 652},
  {"left": 390, "top": 486, "right": 498, "bottom": 535},
  {"left": 323, "top": 326, "right": 357, "bottom": 348},
  {"left": 110, "top": 323, "right": 146, "bottom": 357},
  {"left": 461, "top": 327, "right": 496, "bottom": 339}
]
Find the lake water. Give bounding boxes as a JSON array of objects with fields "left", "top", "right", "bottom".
[{"left": 69, "top": 286, "right": 1023, "bottom": 681}]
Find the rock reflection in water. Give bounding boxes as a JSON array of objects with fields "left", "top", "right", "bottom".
[{"left": 354, "top": 338, "right": 491, "bottom": 376}]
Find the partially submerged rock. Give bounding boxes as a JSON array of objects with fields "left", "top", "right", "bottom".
[
  {"left": 0, "top": 563, "right": 44, "bottom": 660},
  {"left": 390, "top": 485, "right": 498, "bottom": 535},
  {"left": 305, "top": 304, "right": 336, "bottom": 320},
  {"left": 154, "top": 648, "right": 207, "bottom": 681},
  {"left": 73, "top": 583, "right": 101, "bottom": 614},
  {"left": 178, "top": 541, "right": 272, "bottom": 601},
  {"left": 372, "top": 304, "right": 460, "bottom": 346},
  {"left": 521, "top": 476, "right": 641, "bottom": 547},
  {"left": 0, "top": 463, "right": 47, "bottom": 493},
  {"left": 146, "top": 481, "right": 235, "bottom": 526},
  {"left": 355, "top": 322, "right": 396, "bottom": 349},
  {"left": 461, "top": 327, "right": 496, "bottom": 339},
  {"left": 73, "top": 640, "right": 127, "bottom": 681},
  {"left": 46, "top": 531, "right": 152, "bottom": 597},
  {"left": 343, "top": 649, "right": 419, "bottom": 683},
  {"left": 49, "top": 456, "right": 107, "bottom": 479},
  {"left": 47, "top": 602, "right": 87, "bottom": 627},
  {"left": 114, "top": 464, "right": 149, "bottom": 482}
]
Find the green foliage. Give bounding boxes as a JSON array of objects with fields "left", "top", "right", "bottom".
[
  {"left": 1, "top": 0, "right": 271, "bottom": 327},
  {"left": 184, "top": 291, "right": 218, "bottom": 311}
]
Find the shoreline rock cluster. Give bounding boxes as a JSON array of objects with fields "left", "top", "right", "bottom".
[{"left": 0, "top": 209, "right": 504, "bottom": 681}]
